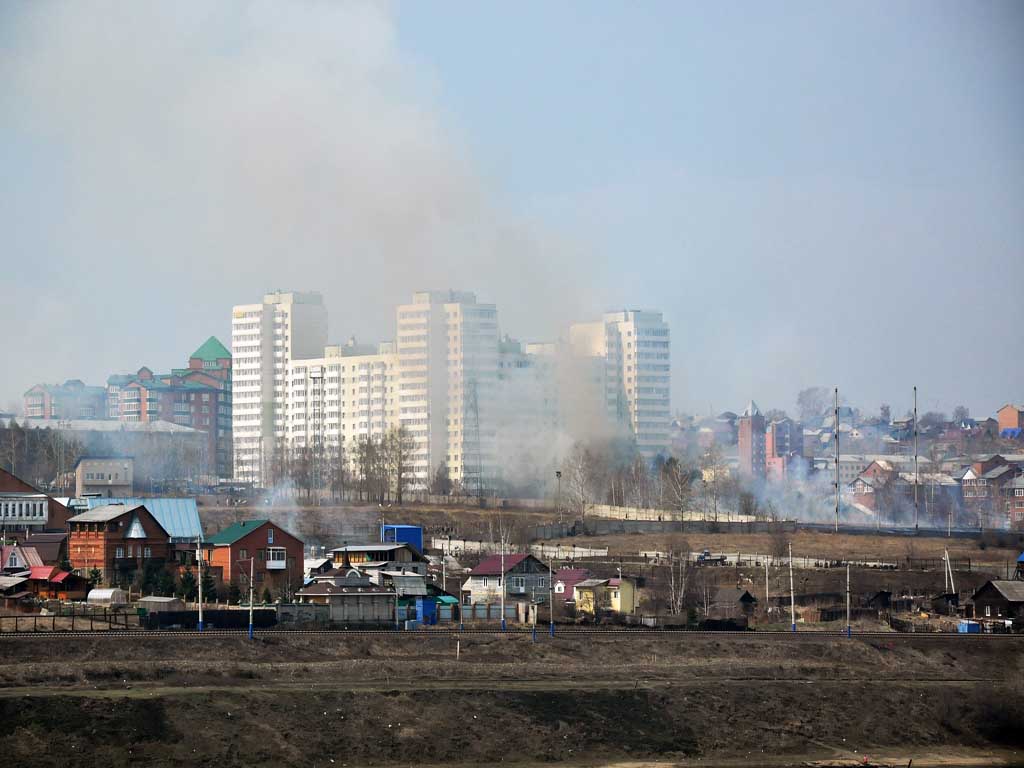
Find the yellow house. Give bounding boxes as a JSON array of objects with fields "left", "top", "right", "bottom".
[{"left": 572, "top": 577, "right": 638, "bottom": 616}]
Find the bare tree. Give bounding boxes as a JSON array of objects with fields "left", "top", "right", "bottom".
[
  {"left": 661, "top": 456, "right": 695, "bottom": 515},
  {"left": 384, "top": 425, "right": 415, "bottom": 504},
  {"left": 665, "top": 543, "right": 695, "bottom": 616},
  {"left": 565, "top": 441, "right": 597, "bottom": 518}
]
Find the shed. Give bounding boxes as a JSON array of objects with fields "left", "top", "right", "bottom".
[
  {"left": 970, "top": 580, "right": 1024, "bottom": 621},
  {"left": 87, "top": 587, "right": 128, "bottom": 605},
  {"left": 138, "top": 595, "right": 186, "bottom": 613}
]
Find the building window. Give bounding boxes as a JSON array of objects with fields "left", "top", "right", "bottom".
[
  {"left": 115, "top": 546, "right": 124, "bottom": 559},
  {"left": 143, "top": 546, "right": 152, "bottom": 559},
  {"left": 239, "top": 548, "right": 248, "bottom": 560},
  {"left": 985, "top": 605, "right": 991, "bottom": 617},
  {"left": 257, "top": 549, "right": 265, "bottom": 561},
  {"left": 267, "top": 529, "right": 274, "bottom": 544}
]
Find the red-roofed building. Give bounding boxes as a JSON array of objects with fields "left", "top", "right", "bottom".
[
  {"left": 462, "top": 553, "right": 550, "bottom": 605},
  {"left": 26, "top": 565, "right": 89, "bottom": 600},
  {"left": 553, "top": 567, "right": 592, "bottom": 603}
]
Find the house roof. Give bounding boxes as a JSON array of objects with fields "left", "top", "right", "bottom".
[
  {"left": 0, "top": 576, "right": 28, "bottom": 591},
  {"left": 207, "top": 519, "right": 271, "bottom": 546},
  {"left": 554, "top": 567, "right": 591, "bottom": 584},
  {"left": 68, "top": 503, "right": 145, "bottom": 523},
  {"left": 977, "top": 580, "right": 1024, "bottom": 603},
  {"left": 86, "top": 497, "right": 201, "bottom": 540},
  {"left": 714, "top": 587, "right": 757, "bottom": 605},
  {"left": 28, "top": 566, "right": 56, "bottom": 581},
  {"left": 574, "top": 578, "right": 609, "bottom": 589},
  {"left": 191, "top": 336, "right": 231, "bottom": 362},
  {"left": 1, "top": 545, "right": 43, "bottom": 568},
  {"left": 470, "top": 553, "right": 529, "bottom": 576}
]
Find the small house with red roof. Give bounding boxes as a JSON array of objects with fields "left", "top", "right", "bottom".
[
  {"left": 26, "top": 565, "right": 90, "bottom": 600},
  {"left": 553, "top": 567, "right": 592, "bottom": 603},
  {"left": 462, "top": 553, "right": 550, "bottom": 605}
]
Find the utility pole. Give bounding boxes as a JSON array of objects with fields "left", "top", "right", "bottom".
[
  {"left": 196, "top": 537, "right": 204, "bottom": 632},
  {"left": 845, "top": 562, "right": 851, "bottom": 639},
  {"left": 247, "top": 557, "right": 255, "bottom": 640},
  {"left": 789, "top": 542, "right": 796, "bottom": 633},
  {"left": 764, "top": 555, "right": 770, "bottom": 622},
  {"left": 913, "top": 385, "right": 919, "bottom": 530},
  {"left": 548, "top": 556, "right": 555, "bottom": 637},
  {"left": 834, "top": 387, "right": 840, "bottom": 533},
  {"left": 499, "top": 515, "right": 506, "bottom": 632}
]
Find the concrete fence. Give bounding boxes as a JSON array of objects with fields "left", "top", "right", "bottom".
[{"left": 529, "top": 543, "right": 609, "bottom": 560}]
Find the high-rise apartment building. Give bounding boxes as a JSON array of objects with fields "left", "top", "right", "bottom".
[
  {"left": 737, "top": 400, "right": 767, "bottom": 479},
  {"left": 395, "top": 291, "right": 499, "bottom": 490},
  {"left": 285, "top": 340, "right": 399, "bottom": 469},
  {"left": 232, "top": 291, "right": 327, "bottom": 484},
  {"left": 569, "top": 310, "right": 672, "bottom": 458}
]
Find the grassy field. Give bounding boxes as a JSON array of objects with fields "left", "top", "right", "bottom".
[{"left": 1, "top": 632, "right": 1022, "bottom": 767}]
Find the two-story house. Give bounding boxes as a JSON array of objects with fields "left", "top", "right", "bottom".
[
  {"left": 67, "top": 503, "right": 173, "bottom": 585},
  {"left": 208, "top": 519, "right": 304, "bottom": 600},
  {"left": 461, "top": 553, "right": 550, "bottom": 605}
]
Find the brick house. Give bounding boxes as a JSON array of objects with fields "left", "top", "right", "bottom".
[
  {"left": 67, "top": 503, "right": 174, "bottom": 585},
  {"left": 208, "top": 520, "right": 303, "bottom": 599},
  {"left": 997, "top": 405, "right": 1024, "bottom": 434}
]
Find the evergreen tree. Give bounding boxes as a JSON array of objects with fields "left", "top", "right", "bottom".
[{"left": 178, "top": 568, "right": 197, "bottom": 600}]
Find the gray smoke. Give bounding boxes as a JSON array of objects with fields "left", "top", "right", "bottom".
[{"left": 0, "top": 1, "right": 603, "bottom": 405}]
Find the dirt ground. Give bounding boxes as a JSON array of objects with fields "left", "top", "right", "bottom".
[{"left": 1, "top": 632, "right": 1022, "bottom": 767}]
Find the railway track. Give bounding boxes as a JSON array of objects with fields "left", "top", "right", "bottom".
[{"left": 1, "top": 627, "right": 1022, "bottom": 639}]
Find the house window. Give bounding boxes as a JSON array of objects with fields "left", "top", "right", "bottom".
[
  {"left": 555, "top": 583, "right": 565, "bottom": 594},
  {"left": 257, "top": 549, "right": 265, "bottom": 561},
  {"left": 255, "top": 571, "right": 264, "bottom": 583},
  {"left": 267, "top": 529, "right": 274, "bottom": 544},
  {"left": 509, "top": 576, "right": 526, "bottom": 589},
  {"left": 537, "top": 577, "right": 546, "bottom": 588},
  {"left": 480, "top": 576, "right": 489, "bottom": 586},
  {"left": 239, "top": 548, "right": 249, "bottom": 561},
  {"left": 143, "top": 546, "right": 152, "bottom": 559},
  {"left": 115, "top": 546, "right": 124, "bottom": 559},
  {"left": 985, "top": 605, "right": 991, "bottom": 617}
]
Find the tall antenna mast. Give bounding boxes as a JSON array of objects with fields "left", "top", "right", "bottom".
[
  {"left": 913, "top": 385, "right": 919, "bottom": 530},
  {"left": 834, "top": 387, "right": 840, "bottom": 533}
]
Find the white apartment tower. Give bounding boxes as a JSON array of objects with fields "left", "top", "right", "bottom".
[
  {"left": 285, "top": 340, "right": 399, "bottom": 468},
  {"left": 231, "top": 291, "right": 328, "bottom": 484},
  {"left": 395, "top": 291, "right": 499, "bottom": 491},
  {"left": 570, "top": 310, "right": 671, "bottom": 458}
]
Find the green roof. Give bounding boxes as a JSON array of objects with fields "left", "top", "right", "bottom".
[
  {"left": 191, "top": 336, "right": 231, "bottom": 363},
  {"left": 207, "top": 519, "right": 270, "bottom": 546}
]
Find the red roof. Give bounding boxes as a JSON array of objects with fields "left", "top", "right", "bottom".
[
  {"left": 50, "top": 571, "right": 71, "bottom": 583},
  {"left": 470, "top": 554, "right": 529, "bottom": 576},
  {"left": 29, "top": 566, "right": 56, "bottom": 581}
]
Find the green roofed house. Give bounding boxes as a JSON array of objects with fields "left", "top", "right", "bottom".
[
  {"left": 208, "top": 519, "right": 303, "bottom": 598},
  {"left": 102, "top": 337, "right": 233, "bottom": 479}
]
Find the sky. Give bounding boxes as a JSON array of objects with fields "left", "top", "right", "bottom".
[{"left": 1, "top": 1, "right": 1022, "bottom": 419}]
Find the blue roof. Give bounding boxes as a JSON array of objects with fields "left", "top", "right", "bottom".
[
  {"left": 1017, "top": 552, "right": 1024, "bottom": 563},
  {"left": 86, "top": 497, "right": 202, "bottom": 541}
]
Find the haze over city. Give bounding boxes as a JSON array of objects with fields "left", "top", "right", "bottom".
[{"left": 3, "top": 1, "right": 1022, "bottom": 416}]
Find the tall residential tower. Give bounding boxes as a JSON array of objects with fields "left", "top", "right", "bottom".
[{"left": 231, "top": 291, "right": 327, "bottom": 485}]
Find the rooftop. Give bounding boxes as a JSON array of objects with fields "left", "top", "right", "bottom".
[
  {"left": 207, "top": 519, "right": 270, "bottom": 546},
  {"left": 470, "top": 553, "right": 530, "bottom": 576},
  {"left": 68, "top": 503, "right": 145, "bottom": 523},
  {"left": 190, "top": 336, "right": 231, "bottom": 362},
  {"left": 86, "top": 498, "right": 201, "bottom": 540}
]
